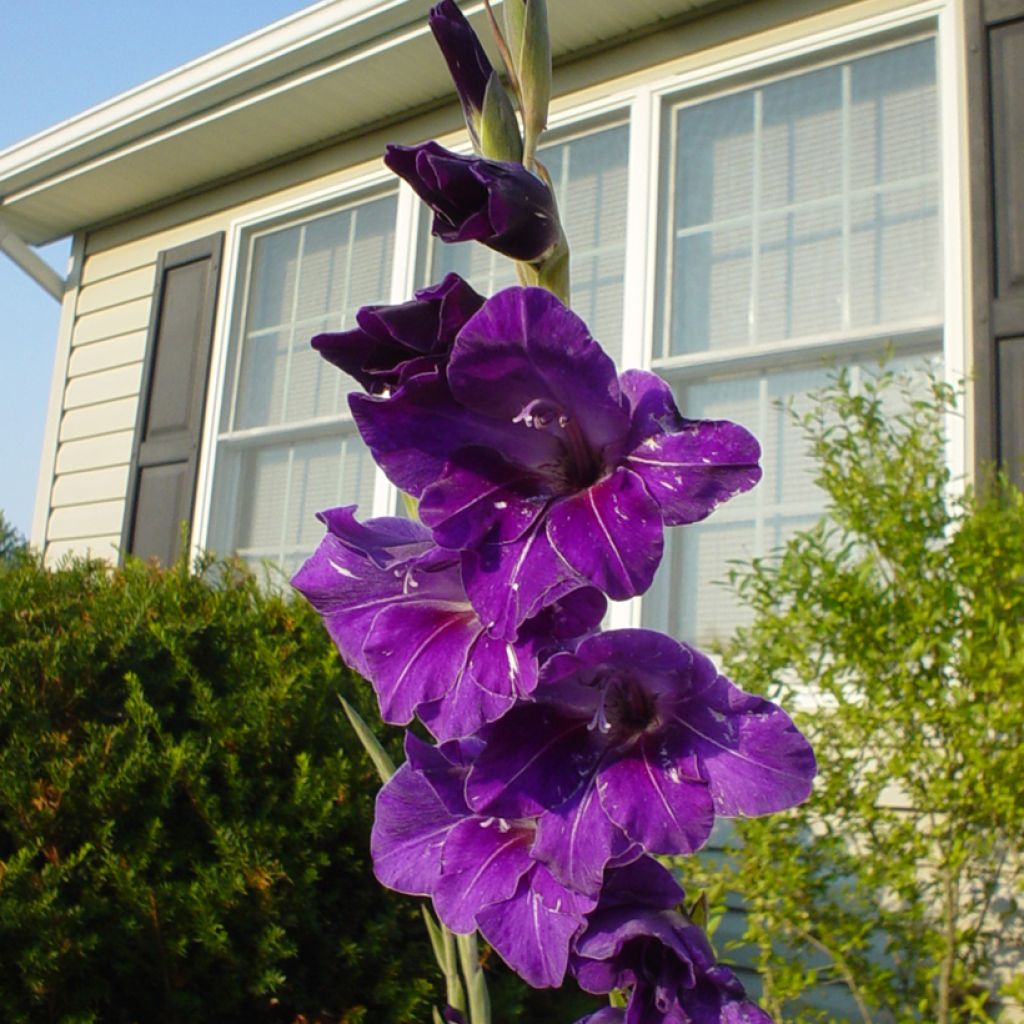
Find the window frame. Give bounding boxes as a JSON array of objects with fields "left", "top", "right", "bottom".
[{"left": 190, "top": 0, "right": 967, "bottom": 629}]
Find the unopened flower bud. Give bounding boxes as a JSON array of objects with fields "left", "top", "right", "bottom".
[{"left": 429, "top": 0, "right": 522, "bottom": 162}]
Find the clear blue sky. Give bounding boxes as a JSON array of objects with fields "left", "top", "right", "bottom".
[{"left": 0, "top": 0, "right": 313, "bottom": 540}]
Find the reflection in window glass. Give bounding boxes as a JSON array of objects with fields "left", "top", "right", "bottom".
[
  {"left": 427, "top": 122, "right": 630, "bottom": 364},
  {"left": 208, "top": 193, "right": 397, "bottom": 573}
]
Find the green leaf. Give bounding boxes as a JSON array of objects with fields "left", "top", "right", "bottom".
[{"left": 337, "top": 693, "right": 395, "bottom": 782}]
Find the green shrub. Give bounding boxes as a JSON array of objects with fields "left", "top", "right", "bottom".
[
  {"left": 0, "top": 551, "right": 436, "bottom": 1023},
  {"left": 0, "top": 551, "right": 600, "bottom": 1024},
  {"left": 688, "top": 368, "right": 1024, "bottom": 1023}
]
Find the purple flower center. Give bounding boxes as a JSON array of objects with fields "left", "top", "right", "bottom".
[
  {"left": 589, "top": 673, "right": 660, "bottom": 739},
  {"left": 513, "top": 397, "right": 602, "bottom": 492}
]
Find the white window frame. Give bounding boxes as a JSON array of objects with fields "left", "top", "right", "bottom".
[
  {"left": 190, "top": 0, "right": 968, "bottom": 622},
  {"left": 192, "top": 168, "right": 422, "bottom": 558}
]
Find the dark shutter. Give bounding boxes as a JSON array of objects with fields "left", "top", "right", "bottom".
[
  {"left": 121, "top": 233, "right": 224, "bottom": 564},
  {"left": 968, "top": 1, "right": 1024, "bottom": 487}
]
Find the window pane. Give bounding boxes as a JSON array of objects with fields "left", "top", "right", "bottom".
[
  {"left": 231, "top": 194, "right": 396, "bottom": 431},
  {"left": 642, "top": 353, "right": 941, "bottom": 646},
  {"left": 427, "top": 122, "right": 630, "bottom": 363},
  {"left": 209, "top": 432, "right": 377, "bottom": 576},
  {"left": 209, "top": 193, "right": 397, "bottom": 567},
  {"left": 661, "top": 38, "right": 940, "bottom": 357}
]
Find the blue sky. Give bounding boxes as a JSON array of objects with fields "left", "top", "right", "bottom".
[{"left": 0, "top": 0, "right": 311, "bottom": 540}]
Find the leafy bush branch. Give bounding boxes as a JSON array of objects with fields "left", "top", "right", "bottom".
[{"left": 689, "top": 367, "right": 1024, "bottom": 1024}]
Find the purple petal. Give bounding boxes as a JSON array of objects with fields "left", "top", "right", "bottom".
[
  {"left": 385, "top": 144, "right": 559, "bottom": 261},
  {"left": 291, "top": 512, "right": 449, "bottom": 678},
  {"left": 518, "top": 584, "right": 607, "bottom": 652},
  {"left": 575, "top": 1011, "right": 626, "bottom": 1024},
  {"left": 420, "top": 447, "right": 547, "bottom": 550},
  {"left": 667, "top": 656, "right": 816, "bottom": 816},
  {"left": 465, "top": 702, "right": 598, "bottom": 817},
  {"left": 599, "top": 857, "right": 686, "bottom": 913},
  {"left": 364, "top": 593, "right": 542, "bottom": 740},
  {"left": 418, "top": 685, "right": 516, "bottom": 747},
  {"left": 625, "top": 420, "right": 762, "bottom": 527},
  {"left": 429, "top": 0, "right": 493, "bottom": 117},
  {"left": 531, "top": 771, "right": 634, "bottom": 898},
  {"left": 460, "top": 518, "right": 585, "bottom": 641},
  {"left": 350, "top": 370, "right": 555, "bottom": 498},
  {"left": 476, "top": 863, "right": 596, "bottom": 988},
  {"left": 318, "top": 506, "right": 432, "bottom": 565},
  {"left": 313, "top": 274, "right": 483, "bottom": 393},
  {"left": 619, "top": 370, "right": 681, "bottom": 446},
  {"left": 363, "top": 601, "right": 484, "bottom": 725},
  {"left": 403, "top": 733, "right": 472, "bottom": 816},
  {"left": 421, "top": 625, "right": 537, "bottom": 740},
  {"left": 433, "top": 817, "right": 534, "bottom": 933},
  {"left": 448, "top": 288, "right": 629, "bottom": 459},
  {"left": 370, "top": 760, "right": 462, "bottom": 895},
  {"left": 597, "top": 734, "right": 715, "bottom": 856},
  {"left": 547, "top": 469, "right": 664, "bottom": 600}
]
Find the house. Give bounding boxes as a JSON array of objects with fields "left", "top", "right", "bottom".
[
  {"left": 0, "top": 0, "right": 1019, "bottom": 640},
  {"left": 1, "top": 2, "right": 1021, "bottom": 1014}
]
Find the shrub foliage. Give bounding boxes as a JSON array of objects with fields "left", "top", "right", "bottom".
[
  {"left": 691, "top": 369, "right": 1024, "bottom": 1023},
  {"left": 0, "top": 552, "right": 444, "bottom": 1023}
]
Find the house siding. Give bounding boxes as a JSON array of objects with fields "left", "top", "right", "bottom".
[
  {"left": 35, "top": 0, "right": 953, "bottom": 566},
  {"left": 44, "top": 263, "right": 153, "bottom": 563}
]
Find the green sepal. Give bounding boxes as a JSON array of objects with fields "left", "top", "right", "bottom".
[
  {"left": 336, "top": 694, "right": 395, "bottom": 782},
  {"left": 422, "top": 906, "right": 468, "bottom": 1016},
  {"left": 503, "top": 0, "right": 526, "bottom": 74},
  {"left": 401, "top": 490, "right": 421, "bottom": 522},
  {"left": 517, "top": 0, "right": 552, "bottom": 158},
  {"left": 479, "top": 73, "right": 523, "bottom": 163},
  {"left": 532, "top": 236, "right": 570, "bottom": 305},
  {"left": 457, "top": 931, "right": 491, "bottom": 1024}
]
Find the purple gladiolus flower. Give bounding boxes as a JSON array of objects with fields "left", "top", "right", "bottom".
[
  {"left": 429, "top": 0, "right": 492, "bottom": 126},
  {"left": 291, "top": 506, "right": 605, "bottom": 741},
  {"left": 371, "top": 734, "right": 597, "bottom": 987},
  {"left": 465, "top": 629, "right": 816, "bottom": 895},
  {"left": 312, "top": 273, "right": 483, "bottom": 393},
  {"left": 385, "top": 142, "right": 561, "bottom": 261},
  {"left": 572, "top": 863, "right": 772, "bottom": 1024},
  {"left": 351, "top": 287, "right": 762, "bottom": 638}
]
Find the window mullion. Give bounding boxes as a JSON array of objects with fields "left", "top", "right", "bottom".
[
  {"left": 749, "top": 89, "right": 764, "bottom": 348},
  {"left": 371, "top": 183, "right": 421, "bottom": 519},
  {"left": 841, "top": 62, "right": 854, "bottom": 332},
  {"left": 622, "top": 87, "right": 658, "bottom": 373},
  {"left": 279, "top": 224, "right": 308, "bottom": 426}
]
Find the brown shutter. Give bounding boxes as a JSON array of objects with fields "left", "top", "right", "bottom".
[
  {"left": 967, "top": 1, "right": 1024, "bottom": 487},
  {"left": 121, "top": 233, "right": 224, "bottom": 564}
]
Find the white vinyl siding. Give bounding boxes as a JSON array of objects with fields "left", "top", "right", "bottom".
[{"left": 42, "top": 255, "right": 153, "bottom": 563}]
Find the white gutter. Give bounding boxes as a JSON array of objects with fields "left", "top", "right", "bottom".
[
  {"left": 0, "top": 217, "right": 65, "bottom": 301},
  {"left": 0, "top": 0, "right": 424, "bottom": 198}
]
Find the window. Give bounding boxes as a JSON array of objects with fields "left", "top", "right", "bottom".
[
  {"left": 644, "top": 36, "right": 943, "bottom": 645},
  {"left": 207, "top": 192, "right": 397, "bottom": 577},
  {"left": 202, "top": 25, "right": 949, "bottom": 638}
]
